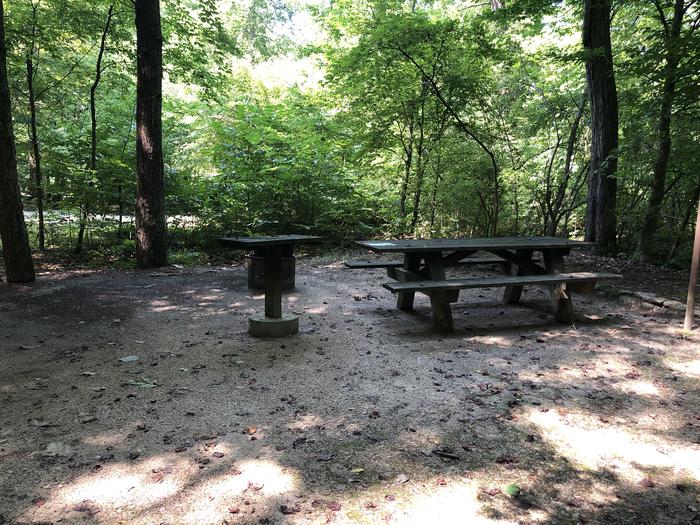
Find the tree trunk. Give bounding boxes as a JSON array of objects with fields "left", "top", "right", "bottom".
[
  {"left": 668, "top": 182, "right": 700, "bottom": 264},
  {"left": 410, "top": 97, "right": 427, "bottom": 235},
  {"left": 26, "top": 57, "right": 45, "bottom": 252},
  {"left": 75, "top": 4, "right": 114, "bottom": 255},
  {"left": 583, "top": 0, "right": 618, "bottom": 255},
  {"left": 547, "top": 91, "right": 587, "bottom": 237},
  {"left": 638, "top": 0, "right": 685, "bottom": 261},
  {"left": 0, "top": 1, "right": 35, "bottom": 282},
  {"left": 135, "top": 0, "right": 167, "bottom": 268}
]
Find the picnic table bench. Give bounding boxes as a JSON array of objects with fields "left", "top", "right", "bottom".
[
  {"left": 219, "top": 235, "right": 321, "bottom": 337},
  {"left": 353, "top": 237, "right": 621, "bottom": 332}
]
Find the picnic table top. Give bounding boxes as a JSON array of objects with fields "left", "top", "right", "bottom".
[
  {"left": 220, "top": 235, "right": 322, "bottom": 248},
  {"left": 355, "top": 236, "right": 592, "bottom": 253},
  {"left": 219, "top": 234, "right": 322, "bottom": 248}
]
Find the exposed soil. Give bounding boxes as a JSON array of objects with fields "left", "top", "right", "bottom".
[{"left": 1, "top": 251, "right": 698, "bottom": 525}]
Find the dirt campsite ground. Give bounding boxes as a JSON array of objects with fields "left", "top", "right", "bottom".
[{"left": 1, "top": 250, "right": 698, "bottom": 525}]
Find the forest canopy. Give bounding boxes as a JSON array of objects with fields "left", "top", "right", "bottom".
[{"left": 2, "top": 0, "right": 699, "bottom": 270}]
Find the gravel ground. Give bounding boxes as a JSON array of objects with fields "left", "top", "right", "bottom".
[{"left": 0, "top": 252, "right": 698, "bottom": 525}]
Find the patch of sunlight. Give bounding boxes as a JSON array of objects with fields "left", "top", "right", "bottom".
[
  {"left": 389, "top": 480, "right": 518, "bottom": 525},
  {"left": 178, "top": 460, "right": 296, "bottom": 525},
  {"left": 665, "top": 359, "right": 700, "bottom": 378},
  {"left": 468, "top": 335, "right": 512, "bottom": 346},
  {"left": 307, "top": 306, "right": 328, "bottom": 314},
  {"left": 252, "top": 293, "right": 265, "bottom": 300},
  {"left": 196, "top": 295, "right": 221, "bottom": 301},
  {"left": 288, "top": 414, "right": 323, "bottom": 432},
  {"left": 82, "top": 431, "right": 129, "bottom": 447},
  {"left": 615, "top": 380, "right": 660, "bottom": 397},
  {"left": 228, "top": 302, "right": 243, "bottom": 308},
  {"left": 46, "top": 456, "right": 192, "bottom": 511},
  {"left": 286, "top": 295, "right": 299, "bottom": 303},
  {"left": 151, "top": 305, "right": 188, "bottom": 313},
  {"left": 526, "top": 409, "right": 700, "bottom": 481}
]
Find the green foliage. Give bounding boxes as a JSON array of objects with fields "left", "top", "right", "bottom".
[{"left": 2, "top": 0, "right": 699, "bottom": 264}]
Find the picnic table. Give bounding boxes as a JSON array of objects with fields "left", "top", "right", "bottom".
[
  {"left": 219, "top": 235, "right": 322, "bottom": 337},
  {"left": 349, "top": 237, "right": 621, "bottom": 332}
]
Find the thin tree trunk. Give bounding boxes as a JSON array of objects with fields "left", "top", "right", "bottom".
[
  {"left": 547, "top": 91, "right": 587, "bottom": 236},
  {"left": 0, "top": 0, "right": 35, "bottom": 282},
  {"left": 135, "top": 0, "right": 167, "bottom": 268},
  {"left": 429, "top": 146, "right": 442, "bottom": 234},
  {"left": 26, "top": 59, "right": 45, "bottom": 252},
  {"left": 668, "top": 182, "right": 700, "bottom": 263},
  {"left": 410, "top": 97, "right": 427, "bottom": 235},
  {"left": 638, "top": 0, "right": 685, "bottom": 261},
  {"left": 396, "top": 47, "right": 501, "bottom": 236},
  {"left": 75, "top": 4, "right": 114, "bottom": 254},
  {"left": 583, "top": 0, "right": 618, "bottom": 255}
]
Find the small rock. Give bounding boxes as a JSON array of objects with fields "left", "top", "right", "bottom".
[
  {"left": 280, "top": 504, "right": 300, "bottom": 515},
  {"left": 393, "top": 474, "right": 409, "bottom": 485},
  {"left": 43, "top": 442, "right": 73, "bottom": 458}
]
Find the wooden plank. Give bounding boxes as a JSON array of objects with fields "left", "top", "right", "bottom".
[
  {"left": 346, "top": 256, "right": 506, "bottom": 269},
  {"left": 441, "top": 250, "right": 477, "bottom": 267},
  {"left": 544, "top": 249, "right": 573, "bottom": 323},
  {"left": 491, "top": 249, "right": 547, "bottom": 275},
  {"left": 220, "top": 235, "right": 322, "bottom": 248},
  {"left": 397, "top": 254, "right": 421, "bottom": 311},
  {"left": 355, "top": 237, "right": 592, "bottom": 254},
  {"left": 502, "top": 249, "right": 534, "bottom": 304},
  {"left": 382, "top": 272, "right": 622, "bottom": 293},
  {"left": 346, "top": 260, "right": 403, "bottom": 269},
  {"left": 424, "top": 253, "right": 454, "bottom": 332}
]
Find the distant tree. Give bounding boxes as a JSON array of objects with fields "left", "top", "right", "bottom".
[
  {"left": 638, "top": 0, "right": 689, "bottom": 261},
  {"left": 0, "top": 0, "right": 35, "bottom": 282},
  {"left": 583, "top": 0, "right": 618, "bottom": 255},
  {"left": 75, "top": 3, "right": 115, "bottom": 255},
  {"left": 134, "top": 0, "right": 167, "bottom": 268}
]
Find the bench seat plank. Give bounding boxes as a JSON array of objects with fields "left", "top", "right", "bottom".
[
  {"left": 383, "top": 272, "right": 621, "bottom": 293},
  {"left": 345, "top": 257, "right": 506, "bottom": 269}
]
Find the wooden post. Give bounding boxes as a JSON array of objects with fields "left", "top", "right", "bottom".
[
  {"left": 424, "top": 253, "right": 454, "bottom": 332},
  {"left": 503, "top": 249, "right": 533, "bottom": 304},
  {"left": 544, "top": 249, "right": 574, "bottom": 323},
  {"left": 684, "top": 194, "right": 700, "bottom": 330},
  {"left": 397, "top": 254, "right": 421, "bottom": 311},
  {"left": 264, "top": 247, "right": 282, "bottom": 319}
]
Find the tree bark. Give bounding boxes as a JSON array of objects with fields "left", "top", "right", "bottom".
[
  {"left": 638, "top": 0, "right": 685, "bottom": 261},
  {"left": 0, "top": 1, "right": 35, "bottom": 282},
  {"left": 583, "top": 0, "right": 618, "bottom": 255},
  {"left": 135, "top": 0, "right": 167, "bottom": 268}
]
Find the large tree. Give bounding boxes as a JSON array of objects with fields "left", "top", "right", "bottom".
[
  {"left": 134, "top": 0, "right": 167, "bottom": 268},
  {"left": 0, "top": 0, "right": 35, "bottom": 283},
  {"left": 583, "top": 0, "right": 618, "bottom": 255}
]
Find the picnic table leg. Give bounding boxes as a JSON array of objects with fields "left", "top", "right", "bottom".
[
  {"left": 396, "top": 254, "right": 421, "bottom": 311},
  {"left": 424, "top": 253, "right": 454, "bottom": 332},
  {"left": 502, "top": 249, "right": 534, "bottom": 304},
  {"left": 249, "top": 246, "right": 299, "bottom": 337},
  {"left": 544, "top": 249, "right": 573, "bottom": 322},
  {"left": 264, "top": 247, "right": 282, "bottom": 319}
]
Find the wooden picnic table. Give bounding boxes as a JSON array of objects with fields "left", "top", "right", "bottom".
[
  {"left": 219, "top": 235, "right": 322, "bottom": 337},
  {"left": 353, "top": 236, "right": 621, "bottom": 332}
]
